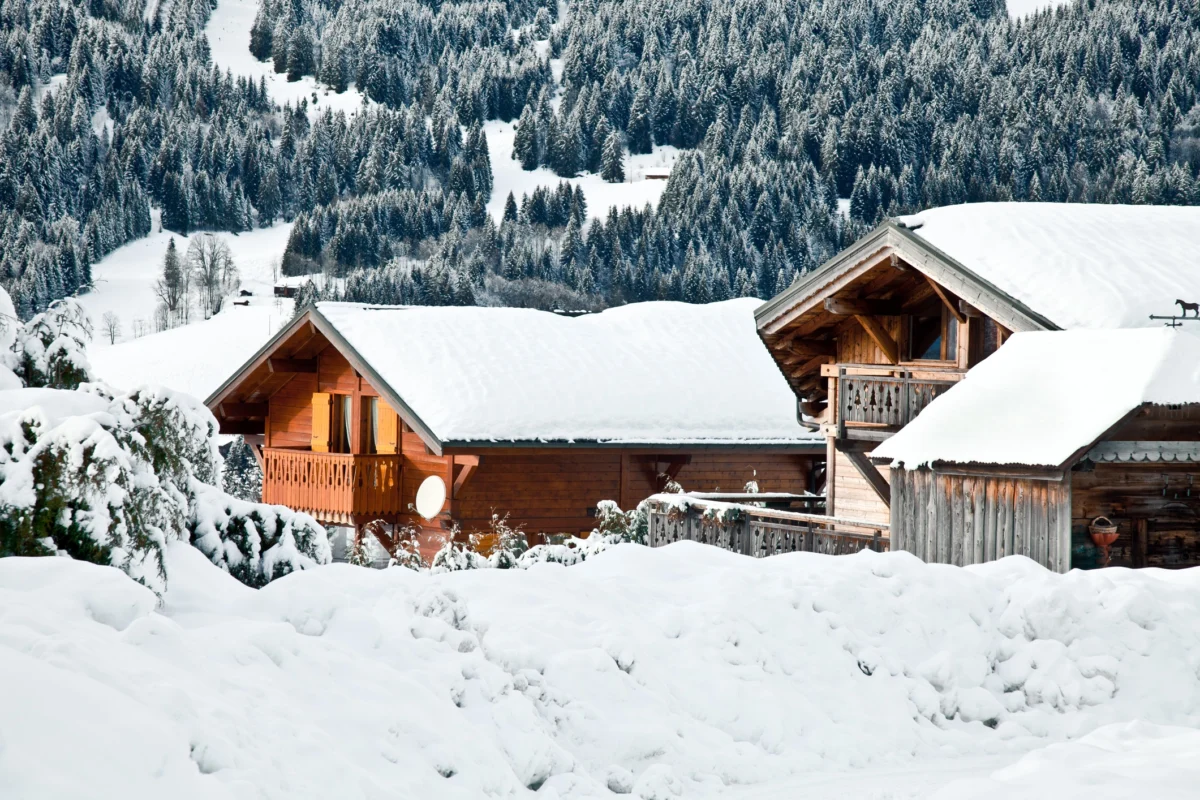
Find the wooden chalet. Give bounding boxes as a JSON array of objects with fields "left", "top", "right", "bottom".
[
  {"left": 206, "top": 299, "right": 823, "bottom": 552},
  {"left": 871, "top": 328, "right": 1200, "bottom": 571},
  {"left": 754, "top": 202, "right": 1200, "bottom": 529}
]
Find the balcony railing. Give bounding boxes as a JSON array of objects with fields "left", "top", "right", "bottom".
[
  {"left": 262, "top": 448, "right": 403, "bottom": 523},
  {"left": 645, "top": 494, "right": 888, "bottom": 557},
  {"left": 837, "top": 366, "right": 962, "bottom": 441}
]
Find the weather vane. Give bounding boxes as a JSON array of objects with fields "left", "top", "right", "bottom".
[{"left": 1148, "top": 299, "right": 1200, "bottom": 328}]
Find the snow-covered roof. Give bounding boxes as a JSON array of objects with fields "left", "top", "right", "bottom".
[
  {"left": 898, "top": 203, "right": 1200, "bottom": 330},
  {"left": 872, "top": 328, "right": 1200, "bottom": 469},
  {"left": 312, "top": 298, "right": 820, "bottom": 447}
]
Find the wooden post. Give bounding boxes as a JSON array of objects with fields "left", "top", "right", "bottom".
[{"left": 1133, "top": 518, "right": 1149, "bottom": 568}]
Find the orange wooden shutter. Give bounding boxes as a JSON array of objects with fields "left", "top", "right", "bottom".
[
  {"left": 311, "top": 392, "right": 332, "bottom": 452},
  {"left": 376, "top": 400, "right": 398, "bottom": 454}
]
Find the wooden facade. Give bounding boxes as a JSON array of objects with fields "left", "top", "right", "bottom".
[
  {"left": 886, "top": 405, "right": 1200, "bottom": 572},
  {"left": 207, "top": 308, "right": 823, "bottom": 555},
  {"left": 755, "top": 223, "right": 1020, "bottom": 525}
]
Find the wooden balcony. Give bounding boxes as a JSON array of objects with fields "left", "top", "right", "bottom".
[
  {"left": 835, "top": 365, "right": 963, "bottom": 441},
  {"left": 262, "top": 448, "right": 403, "bottom": 524}
]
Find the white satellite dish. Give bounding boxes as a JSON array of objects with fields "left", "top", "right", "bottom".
[{"left": 414, "top": 475, "right": 447, "bottom": 520}]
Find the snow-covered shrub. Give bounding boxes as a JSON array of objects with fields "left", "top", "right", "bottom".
[
  {"left": 517, "top": 499, "right": 648, "bottom": 567},
  {"left": 0, "top": 389, "right": 188, "bottom": 593},
  {"left": 386, "top": 523, "right": 425, "bottom": 571},
  {"left": 0, "top": 288, "right": 329, "bottom": 591},
  {"left": 11, "top": 298, "right": 94, "bottom": 390},
  {"left": 188, "top": 483, "right": 330, "bottom": 588},
  {"left": 479, "top": 512, "right": 528, "bottom": 569}
]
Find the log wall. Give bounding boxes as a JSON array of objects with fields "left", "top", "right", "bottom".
[
  {"left": 454, "top": 451, "right": 820, "bottom": 539},
  {"left": 889, "top": 468, "right": 1072, "bottom": 572}
]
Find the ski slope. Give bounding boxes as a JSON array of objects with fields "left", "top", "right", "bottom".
[{"left": 3, "top": 543, "right": 1200, "bottom": 798}]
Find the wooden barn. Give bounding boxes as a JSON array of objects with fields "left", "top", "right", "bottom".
[
  {"left": 871, "top": 328, "right": 1200, "bottom": 572},
  {"left": 754, "top": 202, "right": 1200, "bottom": 529},
  {"left": 206, "top": 298, "right": 823, "bottom": 552}
]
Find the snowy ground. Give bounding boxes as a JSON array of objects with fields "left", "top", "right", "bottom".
[
  {"left": 485, "top": 121, "right": 681, "bottom": 223},
  {"left": 203, "top": 0, "right": 369, "bottom": 118},
  {"left": 79, "top": 212, "right": 294, "bottom": 348},
  {"left": 3, "top": 543, "right": 1200, "bottom": 799},
  {"left": 1006, "top": 0, "right": 1073, "bottom": 18}
]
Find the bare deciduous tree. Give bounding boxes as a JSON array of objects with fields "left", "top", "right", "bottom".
[
  {"left": 101, "top": 311, "right": 121, "bottom": 344},
  {"left": 187, "top": 234, "right": 239, "bottom": 318}
]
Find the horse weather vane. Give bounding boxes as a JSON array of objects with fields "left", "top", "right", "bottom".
[{"left": 1149, "top": 299, "right": 1200, "bottom": 328}]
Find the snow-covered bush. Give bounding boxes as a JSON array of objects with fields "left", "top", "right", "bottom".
[
  {"left": 0, "top": 287, "right": 329, "bottom": 592},
  {"left": 188, "top": 484, "right": 330, "bottom": 588},
  {"left": 10, "top": 298, "right": 94, "bottom": 390}
]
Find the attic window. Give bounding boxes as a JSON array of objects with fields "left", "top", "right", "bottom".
[{"left": 908, "top": 306, "right": 957, "bottom": 361}]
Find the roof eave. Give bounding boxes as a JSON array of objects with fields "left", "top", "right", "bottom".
[
  {"left": 755, "top": 218, "right": 1063, "bottom": 337},
  {"left": 205, "top": 305, "right": 447, "bottom": 457}
]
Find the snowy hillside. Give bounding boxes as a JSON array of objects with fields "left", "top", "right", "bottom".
[
  {"left": 79, "top": 214, "right": 295, "bottom": 349},
  {"left": 4, "top": 543, "right": 1200, "bottom": 799},
  {"left": 485, "top": 121, "right": 681, "bottom": 223},
  {"left": 204, "top": 0, "right": 370, "bottom": 117}
]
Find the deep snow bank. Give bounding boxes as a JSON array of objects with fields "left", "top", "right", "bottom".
[{"left": 2, "top": 543, "right": 1200, "bottom": 798}]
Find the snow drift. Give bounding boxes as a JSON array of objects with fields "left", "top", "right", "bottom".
[{"left": 3, "top": 543, "right": 1200, "bottom": 798}]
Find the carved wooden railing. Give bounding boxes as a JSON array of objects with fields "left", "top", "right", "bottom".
[
  {"left": 644, "top": 495, "right": 888, "bottom": 558},
  {"left": 262, "top": 448, "right": 403, "bottom": 521},
  {"left": 838, "top": 367, "right": 962, "bottom": 440}
]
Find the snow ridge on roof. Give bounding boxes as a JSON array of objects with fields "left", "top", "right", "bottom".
[
  {"left": 899, "top": 203, "right": 1200, "bottom": 330},
  {"left": 316, "top": 298, "right": 819, "bottom": 445},
  {"left": 873, "top": 328, "right": 1200, "bottom": 469}
]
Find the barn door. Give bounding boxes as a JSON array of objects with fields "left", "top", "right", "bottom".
[{"left": 311, "top": 392, "right": 332, "bottom": 452}]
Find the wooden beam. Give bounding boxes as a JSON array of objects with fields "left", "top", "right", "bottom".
[
  {"left": 452, "top": 455, "right": 480, "bottom": 498},
  {"left": 837, "top": 444, "right": 890, "bottom": 507},
  {"left": 824, "top": 297, "right": 902, "bottom": 316},
  {"left": 779, "top": 339, "right": 837, "bottom": 358},
  {"left": 958, "top": 299, "right": 982, "bottom": 318},
  {"left": 220, "top": 402, "right": 268, "bottom": 418},
  {"left": 268, "top": 357, "right": 317, "bottom": 374},
  {"left": 786, "top": 354, "right": 834, "bottom": 378},
  {"left": 853, "top": 315, "right": 899, "bottom": 364},
  {"left": 219, "top": 420, "right": 265, "bottom": 435},
  {"left": 921, "top": 274, "right": 967, "bottom": 324}
]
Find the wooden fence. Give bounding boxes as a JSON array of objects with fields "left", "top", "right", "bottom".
[{"left": 644, "top": 494, "right": 889, "bottom": 558}]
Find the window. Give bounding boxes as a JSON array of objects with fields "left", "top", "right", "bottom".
[
  {"left": 366, "top": 397, "right": 379, "bottom": 455},
  {"left": 907, "top": 306, "right": 958, "bottom": 361},
  {"left": 329, "top": 394, "right": 353, "bottom": 453}
]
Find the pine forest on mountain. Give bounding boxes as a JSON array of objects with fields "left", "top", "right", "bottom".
[{"left": 3, "top": 0, "right": 1200, "bottom": 316}]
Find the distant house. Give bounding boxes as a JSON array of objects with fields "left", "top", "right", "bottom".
[
  {"left": 643, "top": 166, "right": 671, "bottom": 180},
  {"left": 755, "top": 202, "right": 1200, "bottom": 528},
  {"left": 872, "top": 328, "right": 1200, "bottom": 572},
  {"left": 207, "top": 299, "right": 822, "bottom": 551}
]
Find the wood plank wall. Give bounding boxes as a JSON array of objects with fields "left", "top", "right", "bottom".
[
  {"left": 832, "top": 450, "right": 890, "bottom": 524},
  {"left": 268, "top": 373, "right": 316, "bottom": 448},
  {"left": 1071, "top": 464, "right": 1200, "bottom": 569},
  {"left": 454, "top": 451, "right": 818, "bottom": 539},
  {"left": 836, "top": 316, "right": 903, "bottom": 364},
  {"left": 890, "top": 469, "right": 1071, "bottom": 572}
]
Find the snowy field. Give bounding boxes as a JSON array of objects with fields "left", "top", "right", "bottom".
[
  {"left": 3, "top": 542, "right": 1200, "bottom": 799},
  {"left": 485, "top": 121, "right": 680, "bottom": 223},
  {"left": 79, "top": 213, "right": 294, "bottom": 347},
  {"left": 1006, "top": 0, "right": 1073, "bottom": 17},
  {"left": 203, "top": 0, "right": 369, "bottom": 117}
]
